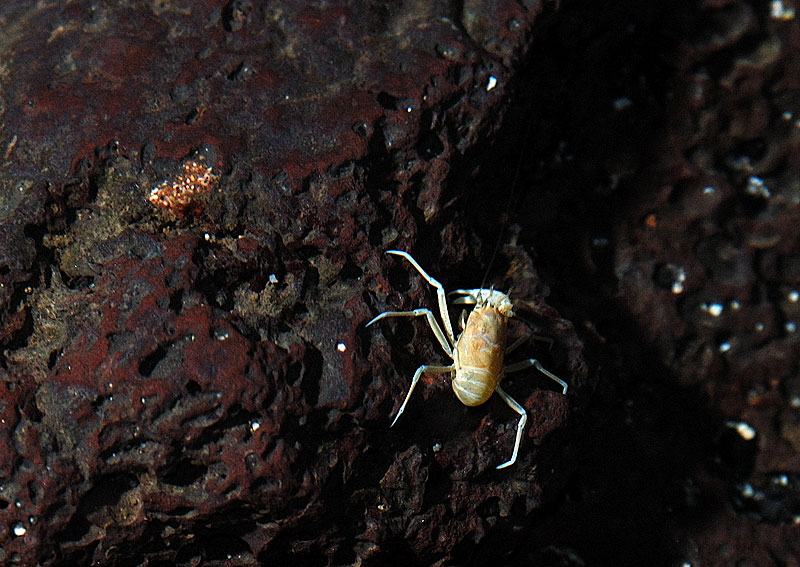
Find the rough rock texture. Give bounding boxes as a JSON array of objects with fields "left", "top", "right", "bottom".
[
  {"left": 499, "top": 0, "right": 800, "bottom": 565},
  {"left": 0, "top": 1, "right": 589, "bottom": 566},
  {"left": 2, "top": 0, "right": 800, "bottom": 565}
]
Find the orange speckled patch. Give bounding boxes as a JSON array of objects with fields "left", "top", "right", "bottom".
[{"left": 148, "top": 159, "right": 218, "bottom": 214}]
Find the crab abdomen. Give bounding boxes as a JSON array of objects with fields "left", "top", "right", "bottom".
[{"left": 452, "top": 306, "right": 507, "bottom": 406}]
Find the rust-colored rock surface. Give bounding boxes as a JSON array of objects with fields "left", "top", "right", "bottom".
[
  {"left": 2, "top": 0, "right": 799, "bottom": 565},
  {"left": 0, "top": 1, "right": 589, "bottom": 565}
]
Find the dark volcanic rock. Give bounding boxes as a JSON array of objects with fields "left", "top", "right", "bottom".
[
  {"left": 501, "top": 0, "right": 800, "bottom": 565},
  {"left": 0, "top": 1, "right": 588, "bottom": 565},
  {"left": 6, "top": 0, "right": 799, "bottom": 565}
]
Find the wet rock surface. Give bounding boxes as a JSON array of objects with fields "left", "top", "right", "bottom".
[{"left": 0, "top": 0, "right": 798, "bottom": 566}]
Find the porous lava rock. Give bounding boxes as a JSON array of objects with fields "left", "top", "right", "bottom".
[
  {"left": 0, "top": 1, "right": 587, "bottom": 565},
  {"left": 8, "top": 0, "right": 799, "bottom": 564}
]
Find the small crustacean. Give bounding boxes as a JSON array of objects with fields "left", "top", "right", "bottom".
[{"left": 368, "top": 250, "right": 568, "bottom": 469}]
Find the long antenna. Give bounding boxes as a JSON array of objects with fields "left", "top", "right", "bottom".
[{"left": 479, "top": 96, "right": 536, "bottom": 290}]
